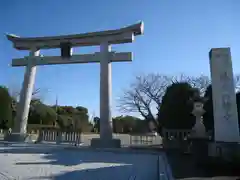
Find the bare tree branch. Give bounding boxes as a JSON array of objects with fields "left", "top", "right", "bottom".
[
  {"left": 7, "top": 85, "right": 46, "bottom": 102},
  {"left": 234, "top": 74, "right": 240, "bottom": 92},
  {"left": 32, "top": 88, "right": 41, "bottom": 96},
  {"left": 118, "top": 73, "right": 173, "bottom": 122},
  {"left": 186, "top": 75, "right": 211, "bottom": 96},
  {"left": 171, "top": 74, "right": 211, "bottom": 96}
]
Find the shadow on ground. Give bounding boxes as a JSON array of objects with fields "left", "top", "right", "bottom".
[
  {"left": 166, "top": 150, "right": 240, "bottom": 180},
  {"left": 0, "top": 145, "right": 157, "bottom": 180},
  {"left": 15, "top": 149, "right": 134, "bottom": 166},
  {"left": 28, "top": 165, "right": 137, "bottom": 180}
]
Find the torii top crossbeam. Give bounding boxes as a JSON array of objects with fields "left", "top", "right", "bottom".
[{"left": 6, "top": 22, "right": 144, "bottom": 50}]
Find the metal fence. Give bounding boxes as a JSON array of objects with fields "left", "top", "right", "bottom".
[
  {"left": 162, "top": 128, "right": 193, "bottom": 151},
  {"left": 0, "top": 129, "right": 162, "bottom": 147},
  {"left": 129, "top": 133, "right": 158, "bottom": 146},
  {"left": 162, "top": 129, "right": 192, "bottom": 140},
  {"left": 37, "top": 129, "right": 82, "bottom": 146}
]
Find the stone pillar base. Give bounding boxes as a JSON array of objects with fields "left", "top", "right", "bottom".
[
  {"left": 189, "top": 137, "right": 209, "bottom": 166},
  {"left": 208, "top": 141, "right": 240, "bottom": 161},
  {"left": 4, "top": 133, "right": 29, "bottom": 142},
  {"left": 90, "top": 138, "right": 121, "bottom": 148}
]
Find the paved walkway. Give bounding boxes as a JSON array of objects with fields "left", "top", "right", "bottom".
[{"left": 0, "top": 143, "right": 163, "bottom": 180}]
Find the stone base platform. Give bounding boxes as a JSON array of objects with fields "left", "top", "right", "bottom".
[
  {"left": 4, "top": 133, "right": 29, "bottom": 142},
  {"left": 189, "top": 137, "right": 209, "bottom": 165},
  {"left": 208, "top": 141, "right": 240, "bottom": 161},
  {"left": 90, "top": 138, "right": 121, "bottom": 148}
]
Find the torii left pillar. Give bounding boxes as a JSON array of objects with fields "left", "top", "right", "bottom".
[{"left": 5, "top": 49, "right": 39, "bottom": 142}]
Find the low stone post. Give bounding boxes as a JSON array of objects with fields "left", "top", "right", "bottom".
[{"left": 56, "top": 130, "right": 62, "bottom": 145}]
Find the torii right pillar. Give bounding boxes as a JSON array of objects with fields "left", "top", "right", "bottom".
[
  {"left": 90, "top": 42, "right": 121, "bottom": 148},
  {"left": 209, "top": 48, "right": 239, "bottom": 156}
]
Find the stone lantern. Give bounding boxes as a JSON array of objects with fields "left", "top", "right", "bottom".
[
  {"left": 188, "top": 89, "right": 208, "bottom": 138},
  {"left": 189, "top": 91, "right": 209, "bottom": 164},
  {"left": 191, "top": 101, "right": 207, "bottom": 138}
]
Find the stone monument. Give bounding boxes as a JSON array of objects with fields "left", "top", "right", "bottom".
[
  {"left": 5, "top": 22, "right": 144, "bottom": 148},
  {"left": 209, "top": 48, "right": 239, "bottom": 143},
  {"left": 208, "top": 48, "right": 240, "bottom": 158}
]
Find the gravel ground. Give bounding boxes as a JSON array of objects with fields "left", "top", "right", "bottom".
[{"left": 0, "top": 144, "right": 161, "bottom": 180}]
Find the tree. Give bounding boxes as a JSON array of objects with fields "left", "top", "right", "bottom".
[
  {"left": 0, "top": 86, "right": 13, "bottom": 129},
  {"left": 8, "top": 86, "right": 43, "bottom": 101},
  {"left": 118, "top": 73, "right": 211, "bottom": 128},
  {"left": 180, "top": 73, "right": 240, "bottom": 94},
  {"left": 202, "top": 85, "right": 214, "bottom": 132},
  {"left": 236, "top": 92, "right": 240, "bottom": 129},
  {"left": 158, "top": 82, "right": 197, "bottom": 130},
  {"left": 28, "top": 98, "right": 56, "bottom": 125},
  {"left": 118, "top": 73, "right": 172, "bottom": 126},
  {"left": 74, "top": 106, "right": 90, "bottom": 131},
  {"left": 8, "top": 86, "right": 48, "bottom": 125},
  {"left": 234, "top": 74, "right": 240, "bottom": 92},
  {"left": 112, "top": 115, "right": 141, "bottom": 133},
  {"left": 51, "top": 105, "right": 90, "bottom": 131},
  {"left": 93, "top": 117, "right": 100, "bottom": 133},
  {"left": 183, "top": 74, "right": 210, "bottom": 96}
]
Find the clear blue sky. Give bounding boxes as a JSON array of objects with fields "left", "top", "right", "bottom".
[{"left": 0, "top": 0, "right": 240, "bottom": 117}]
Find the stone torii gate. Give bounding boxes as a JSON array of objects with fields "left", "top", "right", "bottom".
[{"left": 6, "top": 22, "right": 144, "bottom": 148}]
